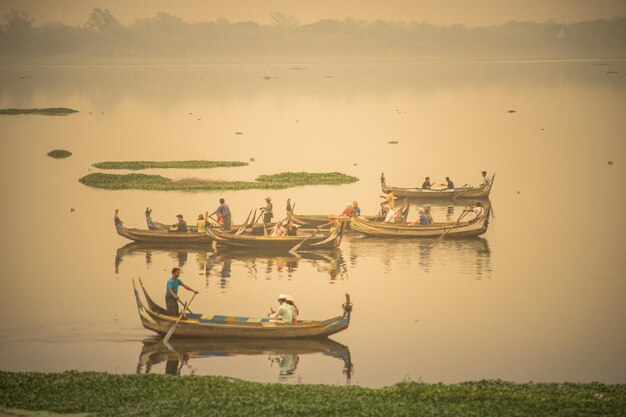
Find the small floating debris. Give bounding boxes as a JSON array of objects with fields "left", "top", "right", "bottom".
[
  {"left": 540, "top": 128, "right": 544, "bottom": 131},
  {"left": 189, "top": 112, "right": 192, "bottom": 115},
  {"left": 517, "top": 191, "right": 520, "bottom": 194},
  {"left": 387, "top": 141, "right": 399, "bottom": 144},
  {"left": 18, "top": 76, "right": 31, "bottom": 79},
  {"left": 100, "top": 112, "right": 104, "bottom": 114},
  {"left": 508, "top": 110, "right": 516, "bottom": 113},
  {"left": 289, "top": 67, "right": 307, "bottom": 71},
  {"left": 606, "top": 71, "right": 619, "bottom": 74},
  {"left": 47, "top": 149, "right": 72, "bottom": 159},
  {"left": 70, "top": 208, "right": 75, "bottom": 212},
  {"left": 477, "top": 247, "right": 491, "bottom": 254},
  {"left": 608, "top": 161, "right": 613, "bottom": 165},
  {"left": 197, "top": 118, "right": 201, "bottom": 121},
  {"left": 353, "top": 163, "right": 358, "bottom": 166},
  {"left": 261, "top": 75, "right": 272, "bottom": 80},
  {"left": 235, "top": 132, "right": 243, "bottom": 135},
  {"left": 250, "top": 158, "right": 255, "bottom": 162},
  {"left": 324, "top": 75, "right": 334, "bottom": 78}
]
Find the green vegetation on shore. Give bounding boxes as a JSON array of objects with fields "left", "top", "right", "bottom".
[
  {"left": 47, "top": 150, "right": 72, "bottom": 159},
  {"left": 0, "top": 108, "right": 78, "bottom": 116},
  {"left": 0, "top": 371, "right": 624, "bottom": 417},
  {"left": 79, "top": 172, "right": 358, "bottom": 191},
  {"left": 92, "top": 160, "right": 248, "bottom": 170}
]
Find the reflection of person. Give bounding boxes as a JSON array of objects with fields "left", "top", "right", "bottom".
[
  {"left": 165, "top": 267, "right": 198, "bottom": 316},
  {"left": 261, "top": 197, "right": 273, "bottom": 224},
  {"left": 268, "top": 294, "right": 293, "bottom": 322},
  {"left": 209, "top": 198, "right": 231, "bottom": 231},
  {"left": 169, "top": 214, "right": 187, "bottom": 232}
]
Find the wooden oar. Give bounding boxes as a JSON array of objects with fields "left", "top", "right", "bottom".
[
  {"left": 436, "top": 210, "right": 469, "bottom": 241},
  {"left": 288, "top": 229, "right": 318, "bottom": 256},
  {"left": 163, "top": 293, "right": 196, "bottom": 344}
]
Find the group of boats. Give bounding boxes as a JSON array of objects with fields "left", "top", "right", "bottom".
[{"left": 126, "top": 173, "right": 494, "bottom": 341}]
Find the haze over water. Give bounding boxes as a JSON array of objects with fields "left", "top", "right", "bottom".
[{"left": 0, "top": 59, "right": 624, "bottom": 387}]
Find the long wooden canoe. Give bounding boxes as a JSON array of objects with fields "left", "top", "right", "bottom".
[
  {"left": 381, "top": 173, "right": 495, "bottom": 199},
  {"left": 115, "top": 211, "right": 214, "bottom": 244},
  {"left": 349, "top": 206, "right": 490, "bottom": 238},
  {"left": 206, "top": 223, "right": 345, "bottom": 251},
  {"left": 137, "top": 337, "right": 353, "bottom": 379},
  {"left": 133, "top": 278, "right": 352, "bottom": 338},
  {"left": 290, "top": 200, "right": 410, "bottom": 227}
]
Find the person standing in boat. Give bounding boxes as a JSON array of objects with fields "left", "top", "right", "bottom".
[
  {"left": 422, "top": 177, "right": 432, "bottom": 190},
  {"left": 209, "top": 198, "right": 231, "bottom": 231},
  {"left": 268, "top": 294, "right": 293, "bottom": 322},
  {"left": 261, "top": 197, "right": 273, "bottom": 224},
  {"left": 481, "top": 171, "right": 490, "bottom": 187},
  {"left": 445, "top": 177, "right": 455, "bottom": 189},
  {"left": 169, "top": 214, "right": 187, "bottom": 232},
  {"left": 380, "top": 191, "right": 395, "bottom": 211},
  {"left": 286, "top": 198, "right": 292, "bottom": 214},
  {"left": 165, "top": 267, "right": 198, "bottom": 316}
]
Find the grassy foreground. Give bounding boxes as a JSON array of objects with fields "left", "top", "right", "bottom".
[
  {"left": 92, "top": 161, "right": 248, "bottom": 170},
  {"left": 79, "top": 172, "right": 358, "bottom": 191},
  {"left": 0, "top": 372, "right": 624, "bottom": 417},
  {"left": 0, "top": 108, "right": 78, "bottom": 116}
]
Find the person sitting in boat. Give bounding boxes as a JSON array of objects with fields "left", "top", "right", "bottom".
[
  {"left": 270, "top": 220, "right": 287, "bottom": 237},
  {"left": 169, "top": 214, "right": 188, "bottom": 232},
  {"left": 481, "top": 171, "right": 490, "bottom": 187},
  {"left": 317, "top": 214, "right": 341, "bottom": 233},
  {"left": 268, "top": 294, "right": 294, "bottom": 322},
  {"left": 445, "top": 177, "right": 455, "bottom": 189},
  {"left": 285, "top": 220, "right": 298, "bottom": 236},
  {"left": 341, "top": 202, "right": 355, "bottom": 217},
  {"left": 352, "top": 201, "right": 361, "bottom": 217},
  {"left": 383, "top": 204, "right": 396, "bottom": 223},
  {"left": 471, "top": 201, "right": 484, "bottom": 221},
  {"left": 165, "top": 267, "right": 198, "bottom": 316},
  {"left": 410, "top": 208, "right": 431, "bottom": 226},
  {"left": 422, "top": 177, "right": 432, "bottom": 190},
  {"left": 285, "top": 295, "right": 299, "bottom": 323},
  {"left": 196, "top": 213, "right": 207, "bottom": 232},
  {"left": 425, "top": 207, "right": 434, "bottom": 223},
  {"left": 209, "top": 198, "right": 231, "bottom": 231},
  {"left": 260, "top": 197, "right": 273, "bottom": 224}
]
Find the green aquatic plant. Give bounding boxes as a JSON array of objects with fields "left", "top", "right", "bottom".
[
  {"left": 92, "top": 160, "right": 248, "bottom": 170},
  {"left": 78, "top": 171, "right": 359, "bottom": 191},
  {"left": 47, "top": 150, "right": 72, "bottom": 159},
  {"left": 0, "top": 371, "right": 624, "bottom": 417},
  {"left": 0, "top": 108, "right": 78, "bottom": 116}
]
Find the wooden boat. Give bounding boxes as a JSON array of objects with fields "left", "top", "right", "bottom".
[
  {"left": 290, "top": 200, "right": 410, "bottom": 227},
  {"left": 145, "top": 207, "right": 249, "bottom": 233},
  {"left": 136, "top": 337, "right": 353, "bottom": 380},
  {"left": 133, "top": 278, "right": 352, "bottom": 338},
  {"left": 381, "top": 173, "right": 495, "bottom": 199},
  {"left": 206, "top": 223, "right": 345, "bottom": 251},
  {"left": 349, "top": 206, "right": 491, "bottom": 238},
  {"left": 115, "top": 210, "right": 215, "bottom": 244}
]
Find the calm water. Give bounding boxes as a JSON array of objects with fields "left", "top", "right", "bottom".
[{"left": 0, "top": 61, "right": 624, "bottom": 387}]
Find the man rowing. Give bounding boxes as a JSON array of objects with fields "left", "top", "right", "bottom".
[
  {"left": 209, "top": 198, "right": 232, "bottom": 231},
  {"left": 165, "top": 267, "right": 198, "bottom": 316}
]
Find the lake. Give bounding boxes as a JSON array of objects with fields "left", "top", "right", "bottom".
[{"left": 0, "top": 60, "right": 624, "bottom": 387}]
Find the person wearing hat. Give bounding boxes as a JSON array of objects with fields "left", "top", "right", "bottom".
[
  {"left": 481, "top": 171, "right": 490, "bottom": 187},
  {"left": 422, "top": 176, "right": 432, "bottom": 190},
  {"left": 317, "top": 214, "right": 340, "bottom": 234},
  {"left": 285, "top": 295, "right": 299, "bottom": 323},
  {"left": 260, "top": 197, "right": 273, "bottom": 224},
  {"left": 169, "top": 214, "right": 188, "bottom": 232},
  {"left": 268, "top": 294, "right": 293, "bottom": 322},
  {"left": 380, "top": 190, "right": 395, "bottom": 210}
]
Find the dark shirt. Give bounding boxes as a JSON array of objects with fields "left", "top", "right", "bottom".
[
  {"left": 422, "top": 181, "right": 431, "bottom": 189},
  {"left": 286, "top": 227, "right": 298, "bottom": 236},
  {"left": 216, "top": 203, "right": 231, "bottom": 218},
  {"left": 446, "top": 180, "right": 454, "bottom": 189},
  {"left": 354, "top": 207, "right": 361, "bottom": 216},
  {"left": 174, "top": 220, "right": 187, "bottom": 232}
]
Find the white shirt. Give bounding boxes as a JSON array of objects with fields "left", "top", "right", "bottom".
[
  {"left": 473, "top": 206, "right": 484, "bottom": 219},
  {"left": 384, "top": 209, "right": 396, "bottom": 223},
  {"left": 482, "top": 175, "right": 490, "bottom": 186}
]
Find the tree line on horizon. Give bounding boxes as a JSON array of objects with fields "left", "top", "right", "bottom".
[{"left": 1, "top": 9, "right": 625, "bottom": 62}]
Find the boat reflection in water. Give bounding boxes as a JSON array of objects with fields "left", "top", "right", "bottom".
[
  {"left": 115, "top": 243, "right": 348, "bottom": 284},
  {"left": 348, "top": 236, "right": 491, "bottom": 278},
  {"left": 136, "top": 337, "right": 353, "bottom": 383}
]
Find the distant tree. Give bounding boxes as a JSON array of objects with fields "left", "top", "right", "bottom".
[
  {"left": 84, "top": 8, "right": 122, "bottom": 32},
  {"left": 3, "top": 9, "right": 32, "bottom": 32},
  {"left": 270, "top": 12, "right": 299, "bottom": 27}
]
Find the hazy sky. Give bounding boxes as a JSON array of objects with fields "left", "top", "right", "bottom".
[{"left": 1, "top": 0, "right": 625, "bottom": 27}]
